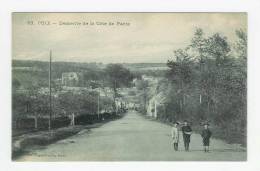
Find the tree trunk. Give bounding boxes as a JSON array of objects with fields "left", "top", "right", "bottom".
[
  {"left": 154, "top": 100, "right": 157, "bottom": 118},
  {"left": 143, "top": 91, "right": 147, "bottom": 114},
  {"left": 180, "top": 99, "right": 182, "bottom": 112},
  {"left": 70, "top": 113, "right": 75, "bottom": 126},
  {"left": 183, "top": 94, "right": 186, "bottom": 106},
  {"left": 207, "top": 97, "right": 210, "bottom": 116},
  {"left": 34, "top": 115, "right": 38, "bottom": 129}
]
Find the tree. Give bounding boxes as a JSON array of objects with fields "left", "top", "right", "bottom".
[
  {"left": 206, "top": 33, "right": 231, "bottom": 66},
  {"left": 58, "top": 91, "right": 82, "bottom": 116},
  {"left": 105, "top": 64, "right": 133, "bottom": 110},
  {"left": 190, "top": 28, "right": 207, "bottom": 67},
  {"left": 161, "top": 28, "right": 247, "bottom": 145},
  {"left": 235, "top": 29, "right": 247, "bottom": 61},
  {"left": 136, "top": 79, "right": 149, "bottom": 113},
  {"left": 166, "top": 49, "right": 193, "bottom": 116},
  {"left": 12, "top": 78, "right": 21, "bottom": 90}
]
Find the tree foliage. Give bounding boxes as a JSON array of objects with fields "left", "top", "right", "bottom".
[
  {"left": 162, "top": 28, "right": 247, "bottom": 145},
  {"left": 105, "top": 64, "right": 134, "bottom": 109}
]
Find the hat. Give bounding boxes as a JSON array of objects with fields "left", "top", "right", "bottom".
[{"left": 173, "top": 121, "right": 179, "bottom": 125}]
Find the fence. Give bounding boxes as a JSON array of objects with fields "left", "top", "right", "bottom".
[{"left": 12, "top": 110, "right": 126, "bottom": 136}]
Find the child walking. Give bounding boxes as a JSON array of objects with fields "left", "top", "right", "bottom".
[
  {"left": 182, "top": 120, "right": 192, "bottom": 151},
  {"left": 171, "top": 121, "right": 179, "bottom": 151},
  {"left": 201, "top": 123, "right": 212, "bottom": 152}
]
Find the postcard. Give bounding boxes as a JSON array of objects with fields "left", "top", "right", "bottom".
[{"left": 12, "top": 12, "right": 247, "bottom": 161}]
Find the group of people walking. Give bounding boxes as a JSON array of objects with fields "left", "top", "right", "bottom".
[{"left": 171, "top": 120, "right": 212, "bottom": 152}]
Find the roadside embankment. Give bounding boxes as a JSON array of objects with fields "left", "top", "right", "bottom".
[
  {"left": 139, "top": 113, "right": 246, "bottom": 149},
  {"left": 12, "top": 121, "right": 110, "bottom": 160}
]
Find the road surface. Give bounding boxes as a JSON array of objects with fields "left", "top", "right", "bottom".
[{"left": 17, "top": 110, "right": 246, "bottom": 161}]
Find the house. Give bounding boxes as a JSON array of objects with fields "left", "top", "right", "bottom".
[
  {"left": 61, "top": 72, "right": 83, "bottom": 87},
  {"left": 142, "top": 75, "right": 159, "bottom": 84},
  {"left": 147, "top": 91, "right": 167, "bottom": 118}
]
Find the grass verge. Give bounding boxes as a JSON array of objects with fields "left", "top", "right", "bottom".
[{"left": 12, "top": 122, "right": 105, "bottom": 160}]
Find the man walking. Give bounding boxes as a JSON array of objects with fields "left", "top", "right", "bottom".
[
  {"left": 182, "top": 120, "right": 192, "bottom": 151},
  {"left": 171, "top": 121, "right": 179, "bottom": 151},
  {"left": 201, "top": 123, "right": 212, "bottom": 152}
]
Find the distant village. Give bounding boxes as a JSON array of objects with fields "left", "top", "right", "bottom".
[{"left": 58, "top": 71, "right": 166, "bottom": 119}]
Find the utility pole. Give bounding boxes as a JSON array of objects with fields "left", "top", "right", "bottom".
[
  {"left": 48, "top": 50, "right": 52, "bottom": 131},
  {"left": 154, "top": 99, "right": 157, "bottom": 118},
  {"left": 97, "top": 90, "right": 100, "bottom": 120}
]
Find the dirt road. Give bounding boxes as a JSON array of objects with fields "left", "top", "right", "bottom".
[{"left": 17, "top": 110, "right": 246, "bottom": 161}]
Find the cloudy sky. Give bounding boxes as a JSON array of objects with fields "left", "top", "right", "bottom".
[{"left": 12, "top": 13, "right": 246, "bottom": 63}]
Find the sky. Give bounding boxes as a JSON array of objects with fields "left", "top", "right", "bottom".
[{"left": 12, "top": 13, "right": 247, "bottom": 63}]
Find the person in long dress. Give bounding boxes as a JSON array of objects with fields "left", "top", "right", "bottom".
[{"left": 171, "top": 121, "right": 180, "bottom": 151}]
